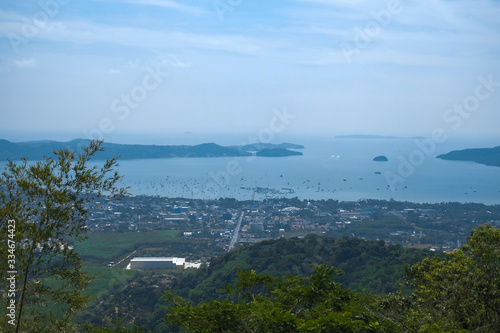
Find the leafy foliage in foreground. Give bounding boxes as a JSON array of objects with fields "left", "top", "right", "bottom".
[
  {"left": 164, "top": 225, "right": 500, "bottom": 333},
  {"left": 170, "top": 234, "right": 431, "bottom": 304},
  {"left": 85, "top": 235, "right": 430, "bottom": 331},
  {"left": 165, "top": 265, "right": 397, "bottom": 333},
  {"left": 0, "top": 140, "right": 126, "bottom": 332},
  {"left": 384, "top": 224, "right": 500, "bottom": 332}
]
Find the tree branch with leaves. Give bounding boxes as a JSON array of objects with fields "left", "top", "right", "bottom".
[
  {"left": 164, "top": 265, "right": 397, "bottom": 332},
  {"left": 0, "top": 140, "right": 128, "bottom": 333}
]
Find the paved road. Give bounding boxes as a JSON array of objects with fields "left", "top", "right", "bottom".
[
  {"left": 112, "top": 249, "right": 137, "bottom": 268},
  {"left": 228, "top": 211, "right": 244, "bottom": 251}
]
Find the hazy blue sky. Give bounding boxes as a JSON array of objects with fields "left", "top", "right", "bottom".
[{"left": 1, "top": 0, "right": 499, "bottom": 144}]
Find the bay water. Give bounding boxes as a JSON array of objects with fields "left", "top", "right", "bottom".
[{"left": 115, "top": 137, "right": 500, "bottom": 205}]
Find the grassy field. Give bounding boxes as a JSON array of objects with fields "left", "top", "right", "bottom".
[
  {"left": 76, "top": 230, "right": 180, "bottom": 263},
  {"left": 84, "top": 266, "right": 138, "bottom": 299},
  {"left": 41, "top": 266, "right": 138, "bottom": 299},
  {"left": 20, "top": 231, "right": 185, "bottom": 327}
]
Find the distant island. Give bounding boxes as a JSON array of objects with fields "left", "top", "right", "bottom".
[
  {"left": 437, "top": 146, "right": 500, "bottom": 167},
  {"left": 255, "top": 148, "right": 303, "bottom": 157},
  {"left": 0, "top": 139, "right": 304, "bottom": 161},
  {"left": 336, "top": 135, "right": 425, "bottom": 140},
  {"left": 230, "top": 142, "right": 304, "bottom": 151},
  {"left": 373, "top": 155, "right": 389, "bottom": 162}
]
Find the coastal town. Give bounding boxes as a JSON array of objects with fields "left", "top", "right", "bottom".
[{"left": 86, "top": 195, "right": 500, "bottom": 266}]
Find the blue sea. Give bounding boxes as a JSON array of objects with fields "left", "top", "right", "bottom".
[
  {"left": 114, "top": 137, "right": 500, "bottom": 205},
  {"left": 2, "top": 136, "right": 498, "bottom": 204}
]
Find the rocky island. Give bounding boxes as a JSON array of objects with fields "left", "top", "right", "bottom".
[{"left": 373, "top": 155, "right": 389, "bottom": 162}]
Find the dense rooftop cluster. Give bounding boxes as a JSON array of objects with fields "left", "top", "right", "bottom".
[{"left": 86, "top": 195, "right": 500, "bottom": 252}]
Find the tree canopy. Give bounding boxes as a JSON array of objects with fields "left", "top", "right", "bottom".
[
  {"left": 0, "top": 140, "right": 127, "bottom": 332},
  {"left": 165, "top": 225, "right": 500, "bottom": 333},
  {"left": 384, "top": 224, "right": 500, "bottom": 332},
  {"left": 165, "top": 265, "right": 397, "bottom": 332}
]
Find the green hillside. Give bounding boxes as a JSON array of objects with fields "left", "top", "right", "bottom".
[
  {"left": 58, "top": 226, "right": 500, "bottom": 332},
  {"left": 170, "top": 234, "right": 431, "bottom": 304},
  {"left": 82, "top": 235, "right": 429, "bottom": 331}
]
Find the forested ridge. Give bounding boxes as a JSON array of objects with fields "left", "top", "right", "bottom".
[
  {"left": 79, "top": 225, "right": 500, "bottom": 333},
  {"left": 171, "top": 234, "right": 432, "bottom": 302},
  {"left": 80, "top": 234, "right": 432, "bottom": 331}
]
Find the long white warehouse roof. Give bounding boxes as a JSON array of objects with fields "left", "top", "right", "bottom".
[{"left": 130, "top": 257, "right": 185, "bottom": 265}]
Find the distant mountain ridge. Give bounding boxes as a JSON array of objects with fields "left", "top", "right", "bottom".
[
  {"left": 0, "top": 139, "right": 304, "bottom": 161},
  {"left": 336, "top": 135, "right": 425, "bottom": 140},
  {"left": 230, "top": 142, "right": 304, "bottom": 151},
  {"left": 437, "top": 146, "right": 500, "bottom": 167}
]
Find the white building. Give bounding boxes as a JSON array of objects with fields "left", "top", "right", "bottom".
[{"left": 129, "top": 257, "right": 185, "bottom": 270}]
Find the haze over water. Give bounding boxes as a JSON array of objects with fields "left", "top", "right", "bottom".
[{"left": 114, "top": 136, "right": 500, "bottom": 205}]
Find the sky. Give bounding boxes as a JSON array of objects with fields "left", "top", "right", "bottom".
[{"left": 1, "top": 0, "right": 499, "bottom": 145}]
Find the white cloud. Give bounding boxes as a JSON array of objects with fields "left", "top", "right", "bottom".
[
  {"left": 14, "top": 58, "right": 36, "bottom": 68},
  {"left": 295, "top": 0, "right": 365, "bottom": 8},
  {"left": 93, "top": 0, "right": 206, "bottom": 15},
  {"left": 1, "top": 0, "right": 499, "bottom": 140},
  {"left": 0, "top": 10, "right": 25, "bottom": 21},
  {"left": 23, "top": 19, "right": 267, "bottom": 57}
]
